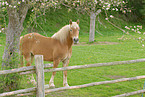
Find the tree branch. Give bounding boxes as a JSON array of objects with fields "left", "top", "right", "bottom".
[
  {"left": 95, "top": 9, "right": 101, "bottom": 16},
  {"left": 19, "top": 0, "right": 29, "bottom": 24}
]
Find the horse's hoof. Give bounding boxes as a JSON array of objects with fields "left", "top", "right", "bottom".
[
  {"left": 49, "top": 85, "right": 55, "bottom": 89},
  {"left": 49, "top": 83, "right": 55, "bottom": 89},
  {"left": 64, "top": 84, "right": 69, "bottom": 87}
]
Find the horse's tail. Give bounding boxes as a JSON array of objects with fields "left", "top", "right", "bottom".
[
  {"left": 19, "top": 36, "right": 24, "bottom": 52},
  {"left": 20, "top": 36, "right": 23, "bottom": 40},
  {"left": 19, "top": 36, "right": 24, "bottom": 67}
]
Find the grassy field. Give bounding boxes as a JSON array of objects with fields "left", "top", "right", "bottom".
[{"left": 0, "top": 7, "right": 145, "bottom": 97}]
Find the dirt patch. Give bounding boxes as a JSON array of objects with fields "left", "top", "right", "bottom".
[
  {"left": 106, "top": 75, "right": 126, "bottom": 79},
  {"left": 73, "top": 41, "right": 119, "bottom": 46}
]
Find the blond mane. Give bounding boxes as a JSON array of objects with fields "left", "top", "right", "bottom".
[
  {"left": 51, "top": 25, "right": 70, "bottom": 43},
  {"left": 51, "top": 22, "right": 79, "bottom": 43}
]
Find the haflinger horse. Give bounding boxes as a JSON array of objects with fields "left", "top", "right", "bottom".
[{"left": 20, "top": 19, "right": 80, "bottom": 88}]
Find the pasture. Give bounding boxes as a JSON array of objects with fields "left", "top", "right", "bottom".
[
  {"left": 0, "top": 32, "right": 145, "bottom": 96},
  {"left": 1, "top": 6, "right": 145, "bottom": 96}
]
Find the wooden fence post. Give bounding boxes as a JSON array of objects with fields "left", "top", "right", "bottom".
[{"left": 35, "top": 55, "right": 45, "bottom": 97}]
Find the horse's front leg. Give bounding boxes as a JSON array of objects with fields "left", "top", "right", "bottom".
[
  {"left": 62, "top": 59, "right": 69, "bottom": 87},
  {"left": 49, "top": 59, "right": 60, "bottom": 88}
]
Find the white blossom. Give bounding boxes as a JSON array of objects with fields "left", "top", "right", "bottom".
[
  {"left": 2, "top": 2, "right": 4, "bottom": 5},
  {"left": 105, "top": 18, "right": 109, "bottom": 20},
  {"left": 137, "top": 31, "right": 141, "bottom": 34},
  {"left": 123, "top": 10, "right": 126, "bottom": 13},
  {"left": 5, "top": 2, "right": 8, "bottom": 5},
  {"left": 131, "top": 29, "right": 135, "bottom": 31},
  {"left": 137, "top": 25, "right": 142, "bottom": 29},
  {"left": 110, "top": 15, "right": 114, "bottom": 18},
  {"left": 112, "top": 8, "right": 115, "bottom": 10},
  {"left": 18, "top": 2, "right": 21, "bottom": 4},
  {"left": 125, "top": 26, "right": 130, "bottom": 30},
  {"left": 106, "top": 8, "right": 109, "bottom": 10},
  {"left": 116, "top": 8, "right": 118, "bottom": 11},
  {"left": 9, "top": 5, "right": 12, "bottom": 7},
  {"left": 2, "top": 28, "right": 4, "bottom": 30}
]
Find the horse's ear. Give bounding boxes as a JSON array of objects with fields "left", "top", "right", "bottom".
[
  {"left": 69, "top": 19, "right": 72, "bottom": 25},
  {"left": 76, "top": 19, "right": 79, "bottom": 24}
]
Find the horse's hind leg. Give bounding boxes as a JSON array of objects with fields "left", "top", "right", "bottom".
[
  {"left": 24, "top": 53, "right": 36, "bottom": 85},
  {"left": 31, "top": 53, "right": 34, "bottom": 64},
  {"left": 30, "top": 53, "right": 36, "bottom": 85},
  {"left": 20, "top": 54, "right": 24, "bottom": 67},
  {"left": 49, "top": 59, "right": 60, "bottom": 88},
  {"left": 62, "top": 59, "right": 69, "bottom": 87},
  {"left": 24, "top": 53, "right": 32, "bottom": 66}
]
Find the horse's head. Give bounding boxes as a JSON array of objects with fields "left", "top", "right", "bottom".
[{"left": 69, "top": 19, "right": 80, "bottom": 44}]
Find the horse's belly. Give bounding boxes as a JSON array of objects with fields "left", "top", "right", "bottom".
[
  {"left": 32, "top": 47, "right": 53, "bottom": 62},
  {"left": 43, "top": 56, "right": 53, "bottom": 62}
]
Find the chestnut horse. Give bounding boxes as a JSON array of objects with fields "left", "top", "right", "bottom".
[{"left": 20, "top": 20, "right": 80, "bottom": 88}]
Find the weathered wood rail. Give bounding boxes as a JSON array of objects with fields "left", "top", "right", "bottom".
[{"left": 0, "top": 55, "right": 145, "bottom": 97}]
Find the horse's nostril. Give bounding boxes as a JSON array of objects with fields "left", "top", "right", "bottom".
[
  {"left": 73, "top": 38, "right": 75, "bottom": 41},
  {"left": 73, "top": 38, "right": 79, "bottom": 42}
]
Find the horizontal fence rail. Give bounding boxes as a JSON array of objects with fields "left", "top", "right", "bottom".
[
  {"left": 0, "top": 64, "right": 53, "bottom": 75},
  {"left": 44, "top": 58, "right": 145, "bottom": 73},
  {"left": 112, "top": 89, "right": 145, "bottom": 97},
  {"left": 0, "top": 85, "right": 50, "bottom": 97},
  {"left": 1, "top": 58, "right": 145, "bottom": 75},
  {"left": 0, "top": 87, "right": 36, "bottom": 97},
  {"left": 45, "top": 75, "right": 145, "bottom": 94}
]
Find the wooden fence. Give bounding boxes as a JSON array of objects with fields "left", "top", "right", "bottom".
[{"left": 0, "top": 55, "right": 145, "bottom": 97}]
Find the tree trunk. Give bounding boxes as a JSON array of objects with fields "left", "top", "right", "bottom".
[
  {"left": 89, "top": 9, "right": 101, "bottom": 42},
  {"left": 1, "top": 0, "right": 29, "bottom": 92},
  {"left": 2, "top": 9, "right": 22, "bottom": 68},
  {"left": 89, "top": 12, "right": 96, "bottom": 42}
]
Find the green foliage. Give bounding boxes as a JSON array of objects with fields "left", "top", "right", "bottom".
[
  {"left": 0, "top": 33, "right": 21, "bottom": 93},
  {"left": 23, "top": 6, "right": 90, "bottom": 36},
  {"left": 0, "top": 51, "right": 21, "bottom": 93},
  {"left": 125, "top": 0, "right": 145, "bottom": 22},
  {"left": 0, "top": 73, "right": 21, "bottom": 93}
]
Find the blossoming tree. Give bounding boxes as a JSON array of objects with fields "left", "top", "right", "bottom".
[{"left": 62, "top": 0, "right": 131, "bottom": 42}]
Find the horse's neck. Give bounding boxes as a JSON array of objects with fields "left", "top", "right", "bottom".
[{"left": 66, "top": 34, "right": 73, "bottom": 49}]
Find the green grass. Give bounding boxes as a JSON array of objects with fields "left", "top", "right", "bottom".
[
  {"left": 1, "top": 7, "right": 145, "bottom": 97},
  {"left": 0, "top": 33, "right": 5, "bottom": 65}
]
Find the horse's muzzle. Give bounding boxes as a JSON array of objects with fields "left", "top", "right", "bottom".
[{"left": 73, "top": 38, "right": 79, "bottom": 44}]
